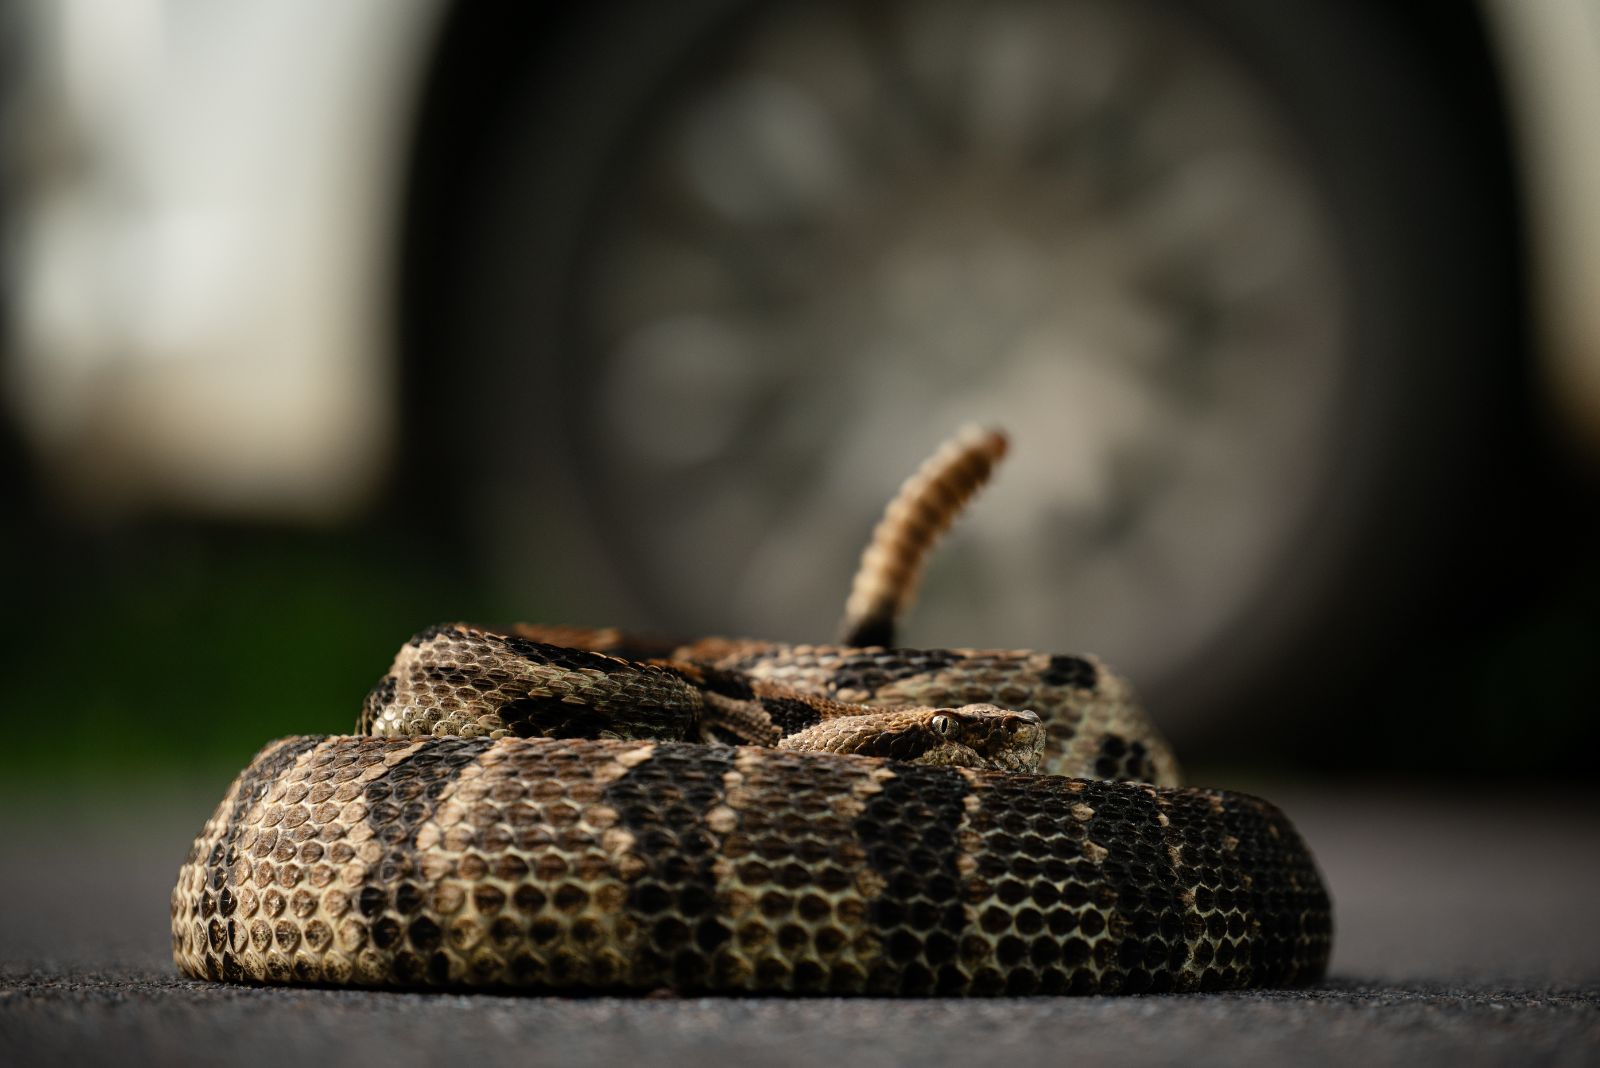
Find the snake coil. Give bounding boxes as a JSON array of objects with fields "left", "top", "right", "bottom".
[{"left": 172, "top": 429, "right": 1331, "bottom": 995}]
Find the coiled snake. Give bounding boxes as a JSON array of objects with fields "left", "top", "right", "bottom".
[{"left": 172, "top": 428, "right": 1332, "bottom": 995}]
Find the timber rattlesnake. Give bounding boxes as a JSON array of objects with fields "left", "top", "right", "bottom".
[{"left": 172, "top": 428, "right": 1331, "bottom": 995}]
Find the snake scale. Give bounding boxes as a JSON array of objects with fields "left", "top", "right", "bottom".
[{"left": 172, "top": 428, "right": 1332, "bottom": 996}]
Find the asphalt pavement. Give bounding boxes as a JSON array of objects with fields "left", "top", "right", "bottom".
[{"left": 3, "top": 783, "right": 1597, "bottom": 1067}]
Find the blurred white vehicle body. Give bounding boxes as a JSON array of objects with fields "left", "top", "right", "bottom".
[
  {"left": 1482, "top": 0, "right": 1600, "bottom": 456},
  {"left": 5, "top": 1, "right": 1598, "bottom": 520},
  {"left": 6, "top": 0, "right": 442, "bottom": 518}
]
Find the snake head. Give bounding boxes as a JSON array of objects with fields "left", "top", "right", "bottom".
[{"left": 777, "top": 704, "right": 1045, "bottom": 772}]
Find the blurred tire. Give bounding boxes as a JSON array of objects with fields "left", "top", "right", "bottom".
[{"left": 400, "top": 0, "right": 1522, "bottom": 744}]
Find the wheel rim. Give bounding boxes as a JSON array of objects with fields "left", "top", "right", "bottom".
[{"left": 567, "top": 0, "right": 1348, "bottom": 728}]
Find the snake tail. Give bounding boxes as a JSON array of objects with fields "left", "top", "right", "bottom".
[{"left": 839, "top": 425, "right": 1009, "bottom": 648}]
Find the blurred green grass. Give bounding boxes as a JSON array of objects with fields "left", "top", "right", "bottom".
[
  {"left": 3, "top": 511, "right": 1596, "bottom": 794},
  {"left": 1, "top": 520, "right": 536, "bottom": 791}
]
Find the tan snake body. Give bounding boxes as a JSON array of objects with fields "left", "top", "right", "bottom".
[{"left": 171, "top": 429, "right": 1332, "bottom": 995}]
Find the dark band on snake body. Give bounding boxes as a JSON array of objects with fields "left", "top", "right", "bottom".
[
  {"left": 754, "top": 696, "right": 824, "bottom": 736},
  {"left": 603, "top": 743, "right": 740, "bottom": 988},
  {"left": 351, "top": 739, "right": 489, "bottom": 986},
  {"left": 200, "top": 736, "right": 325, "bottom": 983},
  {"left": 853, "top": 763, "right": 970, "bottom": 994}
]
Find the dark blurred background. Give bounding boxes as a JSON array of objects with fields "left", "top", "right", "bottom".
[{"left": 3, "top": 0, "right": 1599, "bottom": 796}]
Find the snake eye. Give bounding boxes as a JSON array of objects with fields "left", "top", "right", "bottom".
[{"left": 930, "top": 714, "right": 956, "bottom": 737}]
